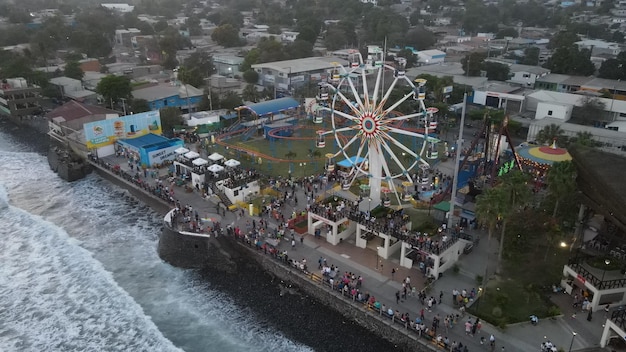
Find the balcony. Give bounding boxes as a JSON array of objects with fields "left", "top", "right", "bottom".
[{"left": 566, "top": 252, "right": 626, "bottom": 290}]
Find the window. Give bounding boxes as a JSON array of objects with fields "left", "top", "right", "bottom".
[
  {"left": 523, "top": 73, "right": 530, "bottom": 78},
  {"left": 548, "top": 110, "right": 553, "bottom": 116}
]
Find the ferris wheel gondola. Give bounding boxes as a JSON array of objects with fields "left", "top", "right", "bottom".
[{"left": 317, "top": 54, "right": 439, "bottom": 206}]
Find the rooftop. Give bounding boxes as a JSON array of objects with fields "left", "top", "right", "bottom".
[
  {"left": 251, "top": 56, "right": 349, "bottom": 74},
  {"left": 50, "top": 76, "right": 81, "bottom": 87},
  {"left": 509, "top": 64, "right": 550, "bottom": 75},
  {"left": 45, "top": 100, "right": 118, "bottom": 122},
  {"left": 537, "top": 73, "right": 571, "bottom": 84},
  {"left": 132, "top": 84, "right": 203, "bottom": 102}
]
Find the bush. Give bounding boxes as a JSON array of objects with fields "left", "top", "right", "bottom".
[
  {"left": 453, "top": 264, "right": 460, "bottom": 274},
  {"left": 547, "top": 305, "right": 561, "bottom": 317}
]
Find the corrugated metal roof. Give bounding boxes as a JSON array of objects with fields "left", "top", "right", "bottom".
[
  {"left": 118, "top": 133, "right": 170, "bottom": 148},
  {"left": 237, "top": 97, "right": 299, "bottom": 116}
]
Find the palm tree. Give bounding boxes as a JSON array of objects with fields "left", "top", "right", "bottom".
[
  {"left": 242, "top": 83, "right": 260, "bottom": 103},
  {"left": 535, "top": 124, "right": 566, "bottom": 145},
  {"left": 475, "top": 186, "right": 508, "bottom": 289},
  {"left": 571, "top": 131, "right": 596, "bottom": 147},
  {"left": 546, "top": 160, "right": 577, "bottom": 218},
  {"left": 497, "top": 171, "right": 532, "bottom": 271}
]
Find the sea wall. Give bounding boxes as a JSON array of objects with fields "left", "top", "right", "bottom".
[
  {"left": 90, "top": 161, "right": 172, "bottom": 215},
  {"left": 158, "top": 225, "right": 213, "bottom": 269},
  {"left": 228, "top": 240, "right": 437, "bottom": 352}
]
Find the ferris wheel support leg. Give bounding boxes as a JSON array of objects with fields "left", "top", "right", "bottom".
[{"left": 368, "top": 145, "right": 382, "bottom": 207}]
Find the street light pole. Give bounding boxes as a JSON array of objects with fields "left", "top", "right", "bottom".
[
  {"left": 600, "top": 259, "right": 611, "bottom": 288},
  {"left": 568, "top": 332, "right": 577, "bottom": 352}
]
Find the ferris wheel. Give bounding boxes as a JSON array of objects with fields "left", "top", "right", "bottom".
[{"left": 317, "top": 52, "right": 439, "bottom": 206}]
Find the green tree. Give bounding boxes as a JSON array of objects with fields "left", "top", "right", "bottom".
[
  {"left": 409, "top": 10, "right": 421, "bottom": 26},
  {"left": 570, "top": 131, "right": 596, "bottom": 147},
  {"left": 546, "top": 160, "right": 577, "bottom": 218},
  {"left": 461, "top": 52, "right": 487, "bottom": 76},
  {"left": 497, "top": 171, "right": 531, "bottom": 270},
  {"left": 153, "top": 19, "right": 169, "bottom": 33},
  {"left": 176, "top": 66, "right": 204, "bottom": 88},
  {"left": 64, "top": 61, "right": 84, "bottom": 80},
  {"left": 184, "top": 52, "right": 214, "bottom": 77},
  {"left": 535, "top": 123, "right": 565, "bottom": 145},
  {"left": 243, "top": 69, "right": 259, "bottom": 84},
  {"left": 96, "top": 75, "right": 132, "bottom": 108},
  {"left": 520, "top": 47, "right": 540, "bottom": 66},
  {"left": 543, "top": 46, "right": 594, "bottom": 76},
  {"left": 495, "top": 27, "right": 519, "bottom": 39},
  {"left": 285, "top": 39, "right": 313, "bottom": 59},
  {"left": 484, "top": 62, "right": 510, "bottom": 81},
  {"left": 548, "top": 31, "right": 580, "bottom": 49},
  {"left": 220, "top": 91, "right": 243, "bottom": 110},
  {"left": 130, "top": 99, "right": 151, "bottom": 113},
  {"left": 159, "top": 107, "right": 183, "bottom": 136},
  {"left": 476, "top": 186, "right": 508, "bottom": 290},
  {"left": 242, "top": 84, "right": 260, "bottom": 103},
  {"left": 296, "top": 26, "right": 318, "bottom": 44},
  {"left": 598, "top": 58, "right": 626, "bottom": 80},
  {"left": 404, "top": 27, "right": 436, "bottom": 51},
  {"left": 211, "top": 24, "right": 242, "bottom": 47}
]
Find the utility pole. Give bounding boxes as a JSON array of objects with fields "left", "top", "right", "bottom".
[
  {"left": 120, "top": 97, "right": 127, "bottom": 115},
  {"left": 447, "top": 93, "right": 467, "bottom": 232}
]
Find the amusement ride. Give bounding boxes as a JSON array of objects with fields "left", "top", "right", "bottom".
[{"left": 314, "top": 48, "right": 440, "bottom": 207}]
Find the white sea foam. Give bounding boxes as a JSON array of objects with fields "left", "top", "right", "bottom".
[{"left": 0, "top": 194, "right": 183, "bottom": 352}]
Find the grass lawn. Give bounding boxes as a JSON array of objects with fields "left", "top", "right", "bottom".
[
  {"left": 468, "top": 208, "right": 568, "bottom": 325},
  {"left": 204, "top": 120, "right": 445, "bottom": 179}
]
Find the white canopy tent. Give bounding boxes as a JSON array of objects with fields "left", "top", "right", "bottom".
[
  {"left": 208, "top": 164, "right": 225, "bottom": 173},
  {"left": 184, "top": 151, "right": 200, "bottom": 159},
  {"left": 225, "top": 159, "right": 241, "bottom": 167},
  {"left": 175, "top": 147, "right": 190, "bottom": 155},
  {"left": 208, "top": 152, "right": 224, "bottom": 161},
  {"left": 192, "top": 158, "right": 208, "bottom": 166}
]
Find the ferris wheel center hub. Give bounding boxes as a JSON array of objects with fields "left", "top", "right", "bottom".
[{"left": 360, "top": 115, "right": 379, "bottom": 136}]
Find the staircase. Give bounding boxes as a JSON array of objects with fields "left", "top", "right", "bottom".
[
  {"left": 211, "top": 183, "right": 233, "bottom": 209},
  {"left": 240, "top": 126, "right": 256, "bottom": 142}
]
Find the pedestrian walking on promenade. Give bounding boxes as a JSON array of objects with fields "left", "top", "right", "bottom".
[
  {"left": 396, "top": 291, "right": 400, "bottom": 304},
  {"left": 291, "top": 239, "right": 296, "bottom": 250},
  {"left": 391, "top": 267, "right": 396, "bottom": 281}
]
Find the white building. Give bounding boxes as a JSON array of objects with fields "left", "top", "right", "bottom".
[
  {"left": 471, "top": 82, "right": 526, "bottom": 113},
  {"left": 281, "top": 31, "right": 299, "bottom": 43},
  {"left": 534, "top": 101, "right": 573, "bottom": 121},
  {"left": 417, "top": 49, "right": 446, "bottom": 65},
  {"left": 507, "top": 64, "right": 551, "bottom": 88},
  {"left": 101, "top": 3, "right": 135, "bottom": 13},
  {"left": 49, "top": 76, "right": 97, "bottom": 103},
  {"left": 251, "top": 56, "right": 349, "bottom": 90},
  {"left": 575, "top": 39, "right": 622, "bottom": 56}
]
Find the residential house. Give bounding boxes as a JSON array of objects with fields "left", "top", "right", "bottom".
[
  {"left": 132, "top": 83, "right": 203, "bottom": 112},
  {"left": 417, "top": 49, "right": 446, "bottom": 65},
  {"left": 251, "top": 56, "right": 349, "bottom": 91},
  {"left": 507, "top": 64, "right": 550, "bottom": 87}
]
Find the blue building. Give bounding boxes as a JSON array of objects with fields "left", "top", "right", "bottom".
[
  {"left": 116, "top": 133, "right": 184, "bottom": 167},
  {"left": 132, "top": 84, "right": 203, "bottom": 112}
]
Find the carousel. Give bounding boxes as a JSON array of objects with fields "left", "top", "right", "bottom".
[{"left": 516, "top": 140, "right": 572, "bottom": 189}]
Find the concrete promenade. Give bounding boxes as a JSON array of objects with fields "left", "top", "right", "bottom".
[{"left": 97, "top": 150, "right": 608, "bottom": 352}]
